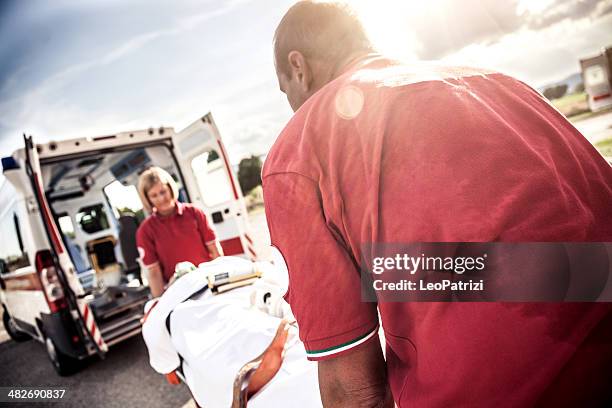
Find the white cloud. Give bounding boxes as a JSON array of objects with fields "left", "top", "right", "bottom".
[
  {"left": 0, "top": 0, "right": 262, "bottom": 158},
  {"left": 442, "top": 10, "right": 612, "bottom": 87}
]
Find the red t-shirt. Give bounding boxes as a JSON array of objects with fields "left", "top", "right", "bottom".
[
  {"left": 136, "top": 202, "right": 217, "bottom": 282},
  {"left": 262, "top": 56, "right": 612, "bottom": 406}
]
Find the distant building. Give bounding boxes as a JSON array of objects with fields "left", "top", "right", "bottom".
[{"left": 580, "top": 47, "right": 612, "bottom": 112}]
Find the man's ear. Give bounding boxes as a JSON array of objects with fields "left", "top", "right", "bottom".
[{"left": 287, "top": 50, "right": 313, "bottom": 92}]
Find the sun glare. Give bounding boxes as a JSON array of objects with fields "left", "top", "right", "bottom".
[
  {"left": 349, "top": 0, "right": 420, "bottom": 58},
  {"left": 347, "top": 0, "right": 430, "bottom": 61}
]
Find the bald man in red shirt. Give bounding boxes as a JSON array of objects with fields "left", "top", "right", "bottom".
[{"left": 263, "top": 2, "right": 612, "bottom": 407}]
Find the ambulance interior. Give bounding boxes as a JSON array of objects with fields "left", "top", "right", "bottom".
[{"left": 40, "top": 144, "right": 191, "bottom": 292}]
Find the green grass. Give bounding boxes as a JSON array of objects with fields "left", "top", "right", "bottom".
[
  {"left": 569, "top": 105, "right": 612, "bottom": 123},
  {"left": 551, "top": 92, "right": 589, "bottom": 118},
  {"left": 594, "top": 138, "right": 612, "bottom": 158},
  {"left": 552, "top": 92, "right": 587, "bottom": 109},
  {"left": 552, "top": 92, "right": 612, "bottom": 122}
]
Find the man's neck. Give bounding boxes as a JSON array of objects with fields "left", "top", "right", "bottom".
[
  {"left": 329, "top": 52, "right": 377, "bottom": 80},
  {"left": 306, "top": 52, "right": 379, "bottom": 107}
]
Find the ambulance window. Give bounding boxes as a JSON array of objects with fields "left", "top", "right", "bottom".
[
  {"left": 191, "top": 150, "right": 234, "bottom": 207},
  {"left": 0, "top": 211, "right": 30, "bottom": 274},
  {"left": 585, "top": 66, "right": 606, "bottom": 87},
  {"left": 76, "top": 204, "right": 110, "bottom": 234},
  {"left": 104, "top": 181, "right": 144, "bottom": 220},
  {"left": 57, "top": 214, "right": 76, "bottom": 239}
]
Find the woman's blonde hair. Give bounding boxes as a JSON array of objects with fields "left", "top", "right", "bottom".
[{"left": 137, "top": 166, "right": 179, "bottom": 213}]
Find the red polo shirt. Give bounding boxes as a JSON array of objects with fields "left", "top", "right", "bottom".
[
  {"left": 136, "top": 202, "right": 217, "bottom": 282},
  {"left": 262, "top": 56, "right": 612, "bottom": 406}
]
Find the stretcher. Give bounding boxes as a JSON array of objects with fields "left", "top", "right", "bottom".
[{"left": 141, "top": 257, "right": 322, "bottom": 408}]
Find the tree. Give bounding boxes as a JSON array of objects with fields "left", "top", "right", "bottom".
[
  {"left": 543, "top": 84, "right": 568, "bottom": 100},
  {"left": 118, "top": 207, "right": 145, "bottom": 224},
  {"left": 238, "top": 155, "right": 263, "bottom": 194},
  {"left": 574, "top": 82, "right": 585, "bottom": 93}
]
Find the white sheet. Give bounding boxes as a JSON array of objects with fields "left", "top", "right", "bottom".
[
  {"left": 141, "top": 257, "right": 321, "bottom": 408},
  {"left": 173, "top": 287, "right": 321, "bottom": 408}
]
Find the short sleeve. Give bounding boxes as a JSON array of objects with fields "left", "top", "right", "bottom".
[
  {"left": 136, "top": 221, "right": 159, "bottom": 267},
  {"left": 193, "top": 208, "right": 217, "bottom": 245},
  {"left": 263, "top": 173, "right": 378, "bottom": 361}
]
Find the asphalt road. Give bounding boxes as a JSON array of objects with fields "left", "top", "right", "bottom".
[
  {"left": 573, "top": 110, "right": 612, "bottom": 145},
  {"left": 247, "top": 207, "right": 272, "bottom": 261},
  {"left": 0, "top": 333, "right": 195, "bottom": 408}
]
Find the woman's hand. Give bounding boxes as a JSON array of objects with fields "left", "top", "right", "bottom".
[{"left": 206, "top": 241, "right": 224, "bottom": 260}]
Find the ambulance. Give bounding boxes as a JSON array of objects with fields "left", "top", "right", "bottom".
[
  {"left": 0, "top": 113, "right": 256, "bottom": 375},
  {"left": 580, "top": 46, "right": 612, "bottom": 112}
]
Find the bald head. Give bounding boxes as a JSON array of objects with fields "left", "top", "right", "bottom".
[
  {"left": 273, "top": 1, "right": 374, "bottom": 111},
  {"left": 275, "top": 1, "right": 374, "bottom": 74}
]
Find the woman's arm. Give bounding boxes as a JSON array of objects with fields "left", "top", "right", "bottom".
[
  {"left": 144, "top": 262, "right": 165, "bottom": 297},
  {"left": 206, "top": 241, "right": 224, "bottom": 259},
  {"left": 136, "top": 220, "right": 167, "bottom": 296}
]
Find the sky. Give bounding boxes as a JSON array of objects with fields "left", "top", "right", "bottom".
[{"left": 1, "top": 0, "right": 611, "bottom": 165}]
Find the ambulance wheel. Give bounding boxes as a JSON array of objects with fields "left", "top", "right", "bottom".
[
  {"left": 45, "top": 336, "right": 81, "bottom": 376},
  {"left": 2, "top": 309, "right": 31, "bottom": 342}
]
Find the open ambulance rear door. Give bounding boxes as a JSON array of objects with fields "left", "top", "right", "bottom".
[
  {"left": 173, "top": 113, "right": 257, "bottom": 259},
  {"left": 22, "top": 134, "right": 108, "bottom": 356}
]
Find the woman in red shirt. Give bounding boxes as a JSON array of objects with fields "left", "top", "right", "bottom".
[{"left": 136, "top": 166, "right": 222, "bottom": 297}]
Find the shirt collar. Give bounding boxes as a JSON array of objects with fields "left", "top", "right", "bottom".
[
  {"left": 153, "top": 201, "right": 184, "bottom": 218},
  {"left": 176, "top": 201, "right": 185, "bottom": 216}
]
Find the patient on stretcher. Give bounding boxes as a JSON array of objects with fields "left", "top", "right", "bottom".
[{"left": 141, "top": 256, "right": 322, "bottom": 408}]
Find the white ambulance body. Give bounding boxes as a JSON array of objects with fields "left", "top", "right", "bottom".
[
  {"left": 580, "top": 47, "right": 612, "bottom": 112},
  {"left": 0, "top": 112, "right": 256, "bottom": 375}
]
